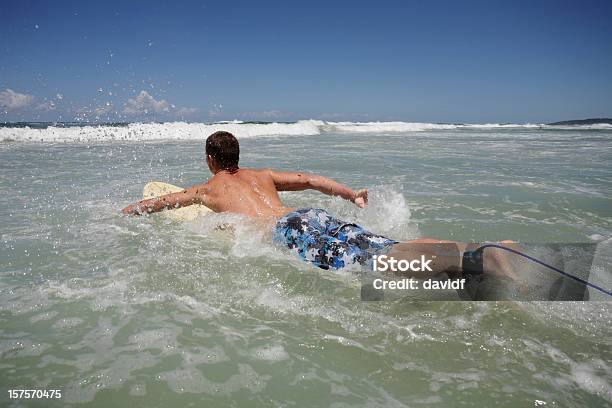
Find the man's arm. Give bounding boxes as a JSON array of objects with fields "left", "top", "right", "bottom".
[
  {"left": 270, "top": 170, "right": 368, "bottom": 208},
  {"left": 121, "top": 184, "right": 210, "bottom": 215}
]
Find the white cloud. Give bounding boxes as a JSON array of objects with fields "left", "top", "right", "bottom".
[
  {"left": 94, "top": 103, "right": 114, "bottom": 116},
  {"left": 74, "top": 102, "right": 115, "bottom": 120},
  {"left": 36, "top": 100, "right": 56, "bottom": 111},
  {"left": 0, "top": 89, "right": 35, "bottom": 110},
  {"left": 123, "top": 90, "right": 170, "bottom": 115},
  {"left": 123, "top": 90, "right": 196, "bottom": 118},
  {"left": 1, "top": 88, "right": 197, "bottom": 120},
  {"left": 89, "top": 103, "right": 114, "bottom": 119}
]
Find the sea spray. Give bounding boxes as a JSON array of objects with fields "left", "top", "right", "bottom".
[{"left": 3, "top": 120, "right": 612, "bottom": 143}]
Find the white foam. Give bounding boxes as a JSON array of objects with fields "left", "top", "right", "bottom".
[
  {"left": 250, "top": 344, "right": 290, "bottom": 362},
  {"left": 158, "top": 363, "right": 268, "bottom": 395},
  {"left": 324, "top": 121, "right": 459, "bottom": 133},
  {"left": 326, "top": 185, "right": 417, "bottom": 241},
  {"left": 0, "top": 120, "right": 322, "bottom": 143},
  {"left": 571, "top": 362, "right": 612, "bottom": 400},
  {"left": 0, "top": 339, "right": 51, "bottom": 357},
  {"left": 129, "top": 328, "right": 179, "bottom": 353},
  {"left": 589, "top": 234, "right": 607, "bottom": 242},
  {"left": 2, "top": 120, "right": 610, "bottom": 143},
  {"left": 51, "top": 317, "right": 85, "bottom": 329}
]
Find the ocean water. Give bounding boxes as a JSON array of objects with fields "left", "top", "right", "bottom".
[{"left": 1, "top": 121, "right": 611, "bottom": 406}]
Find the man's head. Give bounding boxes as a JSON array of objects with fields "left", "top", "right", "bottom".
[{"left": 205, "top": 131, "right": 240, "bottom": 173}]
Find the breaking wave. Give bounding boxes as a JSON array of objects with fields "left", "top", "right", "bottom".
[{"left": 1, "top": 119, "right": 611, "bottom": 142}]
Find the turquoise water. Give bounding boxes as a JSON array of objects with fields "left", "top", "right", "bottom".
[{"left": 1, "top": 126, "right": 611, "bottom": 406}]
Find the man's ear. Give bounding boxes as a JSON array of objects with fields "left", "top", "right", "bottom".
[{"left": 206, "top": 155, "right": 216, "bottom": 172}]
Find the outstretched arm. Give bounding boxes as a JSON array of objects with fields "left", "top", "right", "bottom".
[
  {"left": 270, "top": 170, "right": 368, "bottom": 208},
  {"left": 121, "top": 184, "right": 210, "bottom": 215}
]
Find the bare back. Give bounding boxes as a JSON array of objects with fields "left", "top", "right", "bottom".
[
  {"left": 201, "top": 169, "right": 292, "bottom": 218},
  {"left": 121, "top": 167, "right": 366, "bottom": 218}
]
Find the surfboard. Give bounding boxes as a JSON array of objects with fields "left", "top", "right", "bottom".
[
  {"left": 143, "top": 182, "right": 359, "bottom": 288},
  {"left": 142, "top": 181, "right": 213, "bottom": 222}
]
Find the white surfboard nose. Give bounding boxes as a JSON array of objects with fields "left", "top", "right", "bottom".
[{"left": 143, "top": 181, "right": 212, "bottom": 222}]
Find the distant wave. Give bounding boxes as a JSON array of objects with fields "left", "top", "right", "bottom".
[{"left": 2, "top": 120, "right": 611, "bottom": 142}]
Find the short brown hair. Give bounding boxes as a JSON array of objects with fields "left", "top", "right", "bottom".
[{"left": 205, "top": 131, "right": 239, "bottom": 170}]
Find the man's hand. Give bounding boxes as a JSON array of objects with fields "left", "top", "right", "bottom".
[
  {"left": 270, "top": 170, "right": 368, "bottom": 207},
  {"left": 353, "top": 189, "right": 368, "bottom": 208},
  {"left": 121, "top": 184, "right": 210, "bottom": 216},
  {"left": 121, "top": 204, "right": 140, "bottom": 215}
]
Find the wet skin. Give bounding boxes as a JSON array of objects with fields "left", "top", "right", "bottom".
[
  {"left": 121, "top": 156, "right": 521, "bottom": 284},
  {"left": 121, "top": 155, "right": 368, "bottom": 221}
]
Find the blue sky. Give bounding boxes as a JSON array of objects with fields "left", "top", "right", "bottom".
[{"left": 1, "top": 0, "right": 611, "bottom": 123}]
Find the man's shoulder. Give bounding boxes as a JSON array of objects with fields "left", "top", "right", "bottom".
[
  {"left": 238, "top": 168, "right": 278, "bottom": 184},
  {"left": 240, "top": 167, "right": 275, "bottom": 176},
  {"left": 187, "top": 181, "right": 212, "bottom": 192}
]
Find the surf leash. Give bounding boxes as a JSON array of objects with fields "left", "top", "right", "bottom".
[{"left": 477, "top": 244, "right": 612, "bottom": 297}]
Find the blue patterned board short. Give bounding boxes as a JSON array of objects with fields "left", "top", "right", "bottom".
[{"left": 273, "top": 208, "right": 398, "bottom": 270}]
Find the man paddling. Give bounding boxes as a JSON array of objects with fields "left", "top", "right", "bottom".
[{"left": 122, "top": 131, "right": 519, "bottom": 280}]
